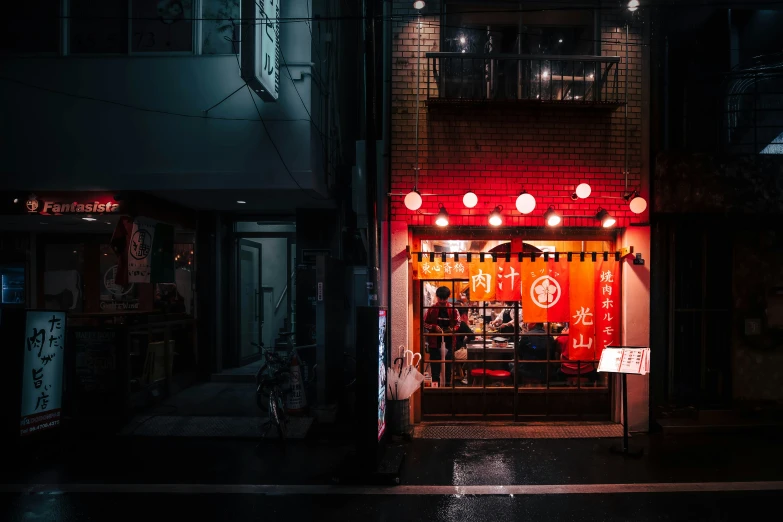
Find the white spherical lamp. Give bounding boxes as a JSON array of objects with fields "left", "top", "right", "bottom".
[
  {"left": 463, "top": 192, "right": 478, "bottom": 208},
  {"left": 404, "top": 190, "right": 422, "bottom": 211},
  {"left": 575, "top": 183, "right": 592, "bottom": 199},
  {"left": 629, "top": 196, "right": 647, "bottom": 214},
  {"left": 515, "top": 192, "right": 536, "bottom": 214}
]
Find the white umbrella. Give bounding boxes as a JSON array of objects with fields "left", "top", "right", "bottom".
[
  {"left": 398, "top": 350, "right": 424, "bottom": 399},
  {"left": 386, "top": 357, "right": 404, "bottom": 400}
]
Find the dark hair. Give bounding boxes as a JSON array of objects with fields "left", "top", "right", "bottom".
[{"left": 436, "top": 286, "right": 451, "bottom": 299}]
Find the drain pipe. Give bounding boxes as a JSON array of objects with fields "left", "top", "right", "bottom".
[{"left": 364, "top": 0, "right": 379, "bottom": 306}]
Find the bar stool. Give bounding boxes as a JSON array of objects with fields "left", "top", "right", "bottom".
[
  {"left": 470, "top": 368, "right": 487, "bottom": 386},
  {"left": 487, "top": 369, "right": 512, "bottom": 386}
]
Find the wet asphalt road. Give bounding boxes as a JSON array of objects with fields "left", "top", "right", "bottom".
[
  {"left": 3, "top": 491, "right": 783, "bottom": 521},
  {"left": 2, "top": 433, "right": 782, "bottom": 521}
]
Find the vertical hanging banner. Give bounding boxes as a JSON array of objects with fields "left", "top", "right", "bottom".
[
  {"left": 20, "top": 311, "right": 66, "bottom": 436},
  {"left": 127, "top": 218, "right": 156, "bottom": 283},
  {"left": 521, "top": 256, "right": 564, "bottom": 323},
  {"left": 469, "top": 257, "right": 496, "bottom": 301},
  {"left": 568, "top": 260, "right": 596, "bottom": 360},
  {"left": 495, "top": 258, "right": 521, "bottom": 302},
  {"left": 545, "top": 257, "right": 570, "bottom": 322},
  {"left": 594, "top": 258, "right": 620, "bottom": 358}
]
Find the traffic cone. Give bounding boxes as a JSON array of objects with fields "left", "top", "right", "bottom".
[{"left": 285, "top": 350, "right": 307, "bottom": 415}]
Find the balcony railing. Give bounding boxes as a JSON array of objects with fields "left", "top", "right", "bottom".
[{"left": 426, "top": 53, "right": 622, "bottom": 106}]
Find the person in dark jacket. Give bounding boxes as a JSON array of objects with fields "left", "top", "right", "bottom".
[
  {"left": 512, "top": 323, "right": 555, "bottom": 384},
  {"left": 423, "top": 286, "right": 460, "bottom": 386}
]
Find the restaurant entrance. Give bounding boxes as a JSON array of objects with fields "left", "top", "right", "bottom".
[{"left": 414, "top": 235, "right": 616, "bottom": 421}]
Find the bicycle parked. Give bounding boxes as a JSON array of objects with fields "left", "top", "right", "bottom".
[{"left": 253, "top": 342, "right": 290, "bottom": 440}]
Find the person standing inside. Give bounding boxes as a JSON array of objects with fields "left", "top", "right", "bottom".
[{"left": 424, "top": 286, "right": 460, "bottom": 386}]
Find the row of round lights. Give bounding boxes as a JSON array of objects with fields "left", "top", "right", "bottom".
[{"left": 405, "top": 182, "right": 647, "bottom": 228}]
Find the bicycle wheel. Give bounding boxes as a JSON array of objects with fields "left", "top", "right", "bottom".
[
  {"left": 256, "top": 381, "right": 271, "bottom": 412},
  {"left": 269, "top": 389, "right": 288, "bottom": 441}
]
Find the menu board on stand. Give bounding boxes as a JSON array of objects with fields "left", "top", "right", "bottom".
[{"left": 598, "top": 346, "right": 650, "bottom": 457}]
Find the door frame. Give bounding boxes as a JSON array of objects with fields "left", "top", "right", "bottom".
[
  {"left": 236, "top": 239, "right": 263, "bottom": 365},
  {"left": 227, "top": 231, "right": 295, "bottom": 369}
]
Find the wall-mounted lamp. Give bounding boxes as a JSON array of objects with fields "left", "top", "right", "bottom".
[
  {"left": 463, "top": 191, "right": 478, "bottom": 208},
  {"left": 515, "top": 191, "right": 536, "bottom": 214},
  {"left": 488, "top": 206, "right": 503, "bottom": 226},
  {"left": 596, "top": 208, "right": 616, "bottom": 228},
  {"left": 623, "top": 190, "right": 648, "bottom": 214},
  {"left": 435, "top": 205, "right": 449, "bottom": 227},
  {"left": 544, "top": 207, "right": 561, "bottom": 227},
  {"left": 571, "top": 183, "right": 591, "bottom": 200},
  {"left": 413, "top": 0, "right": 426, "bottom": 9},
  {"left": 404, "top": 190, "right": 422, "bottom": 211}
]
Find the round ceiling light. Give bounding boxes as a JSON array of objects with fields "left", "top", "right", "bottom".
[
  {"left": 413, "top": 0, "right": 426, "bottom": 9},
  {"left": 404, "top": 190, "right": 422, "bottom": 211},
  {"left": 575, "top": 183, "right": 592, "bottom": 199},
  {"left": 629, "top": 196, "right": 647, "bottom": 214},
  {"left": 515, "top": 192, "right": 536, "bottom": 214},
  {"left": 463, "top": 192, "right": 478, "bottom": 208}
]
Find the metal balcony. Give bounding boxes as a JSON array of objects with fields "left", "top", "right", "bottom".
[{"left": 426, "top": 53, "right": 623, "bottom": 107}]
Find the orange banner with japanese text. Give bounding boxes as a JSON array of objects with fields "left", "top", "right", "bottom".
[
  {"left": 520, "top": 256, "right": 570, "bottom": 323},
  {"left": 468, "top": 257, "right": 496, "bottom": 301},
  {"left": 568, "top": 260, "right": 596, "bottom": 361},
  {"left": 416, "top": 256, "right": 445, "bottom": 280},
  {"left": 594, "top": 258, "right": 620, "bottom": 358},
  {"left": 545, "top": 257, "right": 570, "bottom": 322},
  {"left": 520, "top": 257, "right": 547, "bottom": 322},
  {"left": 495, "top": 258, "right": 521, "bottom": 302}
]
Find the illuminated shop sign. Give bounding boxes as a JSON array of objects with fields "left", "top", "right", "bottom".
[{"left": 25, "top": 195, "right": 120, "bottom": 215}]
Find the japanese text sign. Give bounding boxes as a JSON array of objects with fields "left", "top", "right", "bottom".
[
  {"left": 469, "top": 257, "right": 496, "bottom": 301},
  {"left": 241, "top": 0, "right": 280, "bottom": 101},
  {"left": 594, "top": 259, "right": 620, "bottom": 356},
  {"left": 20, "top": 311, "right": 66, "bottom": 436},
  {"left": 568, "top": 260, "right": 596, "bottom": 361},
  {"left": 128, "top": 218, "right": 156, "bottom": 283}
]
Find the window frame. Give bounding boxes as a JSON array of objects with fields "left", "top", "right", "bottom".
[
  {"left": 439, "top": 0, "right": 600, "bottom": 56},
  {"left": 4, "top": 0, "right": 246, "bottom": 57}
]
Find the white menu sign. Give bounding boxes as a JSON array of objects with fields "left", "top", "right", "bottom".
[
  {"left": 598, "top": 347, "right": 650, "bottom": 375},
  {"left": 20, "top": 311, "right": 66, "bottom": 436}
]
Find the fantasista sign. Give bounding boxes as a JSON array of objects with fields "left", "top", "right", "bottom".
[{"left": 25, "top": 195, "right": 120, "bottom": 215}]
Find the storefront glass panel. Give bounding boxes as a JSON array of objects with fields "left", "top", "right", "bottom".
[{"left": 415, "top": 237, "right": 613, "bottom": 420}]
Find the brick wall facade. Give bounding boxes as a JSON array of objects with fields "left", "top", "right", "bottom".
[{"left": 391, "top": 1, "right": 647, "bottom": 229}]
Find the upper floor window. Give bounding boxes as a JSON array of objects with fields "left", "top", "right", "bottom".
[
  {"left": 1, "top": 0, "right": 242, "bottom": 56},
  {"left": 442, "top": 1, "right": 597, "bottom": 56}
]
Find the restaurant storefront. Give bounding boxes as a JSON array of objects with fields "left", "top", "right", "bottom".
[
  {"left": 387, "top": 0, "right": 651, "bottom": 428},
  {"left": 0, "top": 191, "right": 198, "bottom": 430},
  {"left": 390, "top": 225, "right": 650, "bottom": 427}
]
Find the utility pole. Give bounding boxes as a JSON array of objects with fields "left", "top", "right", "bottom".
[{"left": 364, "top": 0, "right": 380, "bottom": 306}]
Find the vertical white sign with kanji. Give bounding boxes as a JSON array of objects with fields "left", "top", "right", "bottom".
[
  {"left": 20, "top": 311, "right": 66, "bottom": 436},
  {"left": 128, "top": 219, "right": 156, "bottom": 283},
  {"left": 257, "top": 0, "right": 280, "bottom": 100}
]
